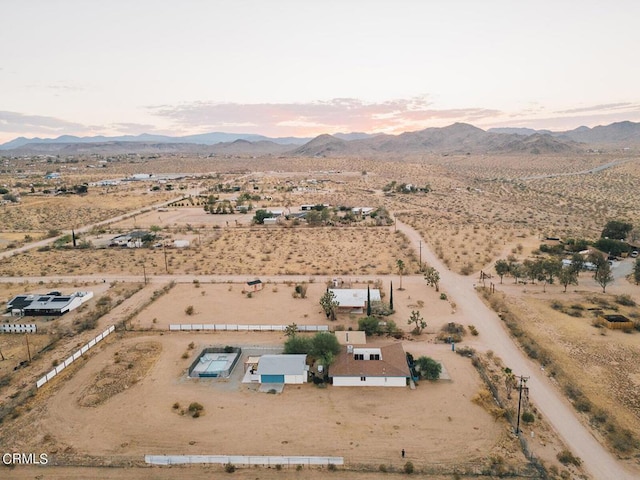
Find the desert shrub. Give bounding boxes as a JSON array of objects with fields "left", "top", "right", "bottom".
[
  {"left": 370, "top": 301, "right": 394, "bottom": 316},
  {"left": 550, "top": 300, "right": 563, "bottom": 310},
  {"left": 437, "top": 332, "right": 462, "bottom": 343},
  {"left": 224, "top": 345, "right": 234, "bottom": 353},
  {"left": 327, "top": 463, "right": 337, "bottom": 471},
  {"left": 615, "top": 294, "right": 636, "bottom": 306},
  {"left": 296, "top": 465, "right": 303, "bottom": 471},
  {"left": 521, "top": 411, "right": 535, "bottom": 423},
  {"left": 172, "top": 402, "right": 180, "bottom": 409},
  {"left": 403, "top": 461, "right": 414, "bottom": 474},
  {"left": 439, "top": 293, "right": 447, "bottom": 300},
  {"left": 468, "top": 325, "right": 479, "bottom": 336},
  {"left": 188, "top": 402, "right": 204, "bottom": 417},
  {"left": 181, "top": 352, "right": 189, "bottom": 359},
  {"left": 608, "top": 428, "right": 638, "bottom": 453},
  {"left": 358, "top": 316, "right": 381, "bottom": 336},
  {"left": 188, "top": 342, "right": 195, "bottom": 350},
  {"left": 557, "top": 449, "right": 581, "bottom": 466},
  {"left": 275, "top": 464, "right": 282, "bottom": 471},
  {"left": 415, "top": 356, "right": 441, "bottom": 380},
  {"left": 591, "top": 408, "right": 608, "bottom": 425},
  {"left": 224, "top": 462, "right": 236, "bottom": 473},
  {"left": 455, "top": 346, "right": 476, "bottom": 357},
  {"left": 379, "top": 464, "right": 387, "bottom": 472}
]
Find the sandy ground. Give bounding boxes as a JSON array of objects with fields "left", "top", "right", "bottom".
[
  {"left": 4, "top": 332, "right": 511, "bottom": 469},
  {"left": 133, "top": 279, "right": 452, "bottom": 333}
]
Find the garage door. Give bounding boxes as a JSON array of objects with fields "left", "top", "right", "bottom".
[{"left": 261, "top": 375, "right": 285, "bottom": 383}]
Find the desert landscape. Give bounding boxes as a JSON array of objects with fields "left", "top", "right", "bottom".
[{"left": 0, "top": 122, "right": 639, "bottom": 480}]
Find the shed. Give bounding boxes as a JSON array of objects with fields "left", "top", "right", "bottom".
[
  {"left": 256, "top": 354, "right": 308, "bottom": 384},
  {"left": 246, "top": 279, "right": 263, "bottom": 292}
]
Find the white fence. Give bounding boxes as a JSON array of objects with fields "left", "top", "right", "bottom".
[
  {"left": 145, "top": 455, "right": 343, "bottom": 466},
  {"left": 36, "top": 325, "right": 116, "bottom": 389},
  {"left": 169, "top": 324, "right": 330, "bottom": 332},
  {"left": 0, "top": 324, "right": 36, "bottom": 333}
]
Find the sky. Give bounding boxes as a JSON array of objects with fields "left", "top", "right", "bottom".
[{"left": 2, "top": 0, "right": 640, "bottom": 144}]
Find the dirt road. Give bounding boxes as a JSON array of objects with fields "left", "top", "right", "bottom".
[{"left": 394, "top": 219, "right": 637, "bottom": 480}]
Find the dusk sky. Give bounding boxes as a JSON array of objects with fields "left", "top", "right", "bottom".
[{"left": 2, "top": 0, "right": 640, "bottom": 144}]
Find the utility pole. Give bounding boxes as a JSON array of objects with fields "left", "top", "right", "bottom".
[
  {"left": 163, "top": 243, "right": 168, "bottom": 273},
  {"left": 25, "top": 333, "right": 32, "bottom": 363},
  {"left": 515, "top": 375, "right": 529, "bottom": 435}
]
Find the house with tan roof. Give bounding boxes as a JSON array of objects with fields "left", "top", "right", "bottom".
[{"left": 329, "top": 342, "right": 410, "bottom": 387}]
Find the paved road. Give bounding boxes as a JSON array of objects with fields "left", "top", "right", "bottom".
[
  {"left": 518, "top": 158, "right": 635, "bottom": 180},
  {"left": 394, "top": 219, "right": 636, "bottom": 480}
]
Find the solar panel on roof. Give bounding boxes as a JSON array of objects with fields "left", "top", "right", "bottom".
[
  {"left": 51, "top": 297, "right": 71, "bottom": 302},
  {"left": 37, "top": 296, "right": 51, "bottom": 302}
]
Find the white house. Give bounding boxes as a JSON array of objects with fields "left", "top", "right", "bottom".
[
  {"left": 329, "top": 343, "right": 410, "bottom": 387},
  {"left": 7, "top": 291, "right": 94, "bottom": 317},
  {"left": 329, "top": 288, "right": 381, "bottom": 314},
  {"left": 256, "top": 354, "right": 308, "bottom": 384}
]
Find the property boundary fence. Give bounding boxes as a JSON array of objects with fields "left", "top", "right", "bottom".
[
  {"left": 0, "top": 323, "right": 36, "bottom": 333},
  {"left": 169, "top": 324, "right": 329, "bottom": 332},
  {"left": 36, "top": 325, "right": 116, "bottom": 389},
  {"left": 144, "top": 455, "right": 343, "bottom": 466}
]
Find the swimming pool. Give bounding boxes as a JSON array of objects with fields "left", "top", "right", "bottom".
[{"left": 189, "top": 350, "right": 240, "bottom": 378}]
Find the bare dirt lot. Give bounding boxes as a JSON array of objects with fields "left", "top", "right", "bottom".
[{"left": 3, "top": 332, "right": 512, "bottom": 469}]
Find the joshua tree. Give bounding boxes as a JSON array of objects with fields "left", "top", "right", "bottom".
[
  {"left": 407, "top": 310, "right": 427, "bottom": 334},
  {"left": 424, "top": 266, "right": 440, "bottom": 292},
  {"left": 320, "top": 290, "right": 339, "bottom": 321},
  {"left": 504, "top": 368, "right": 517, "bottom": 399}
]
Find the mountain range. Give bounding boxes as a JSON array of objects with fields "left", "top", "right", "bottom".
[{"left": 2, "top": 121, "right": 639, "bottom": 156}]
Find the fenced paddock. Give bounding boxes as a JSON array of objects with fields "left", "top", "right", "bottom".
[
  {"left": 36, "top": 325, "right": 116, "bottom": 389},
  {"left": 169, "top": 324, "right": 329, "bottom": 332},
  {"left": 144, "top": 455, "right": 343, "bottom": 466}
]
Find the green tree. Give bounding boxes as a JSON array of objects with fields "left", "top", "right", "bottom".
[
  {"left": 358, "top": 316, "right": 381, "bottom": 336},
  {"left": 396, "top": 259, "right": 406, "bottom": 290},
  {"left": 542, "top": 257, "right": 563, "bottom": 291},
  {"left": 509, "top": 262, "right": 524, "bottom": 284},
  {"left": 310, "top": 332, "right": 341, "bottom": 366},
  {"left": 570, "top": 252, "right": 584, "bottom": 274},
  {"left": 634, "top": 258, "right": 640, "bottom": 286},
  {"left": 415, "top": 356, "right": 441, "bottom": 380},
  {"left": 319, "top": 290, "right": 339, "bottom": 321},
  {"left": 495, "top": 259, "right": 510, "bottom": 284},
  {"left": 558, "top": 267, "right": 579, "bottom": 293},
  {"left": 284, "top": 335, "right": 312, "bottom": 354},
  {"left": 601, "top": 220, "right": 633, "bottom": 240},
  {"left": 594, "top": 261, "right": 614, "bottom": 293},
  {"left": 407, "top": 310, "right": 427, "bottom": 335},
  {"left": 253, "top": 209, "right": 274, "bottom": 224},
  {"left": 593, "top": 238, "right": 630, "bottom": 257}
]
